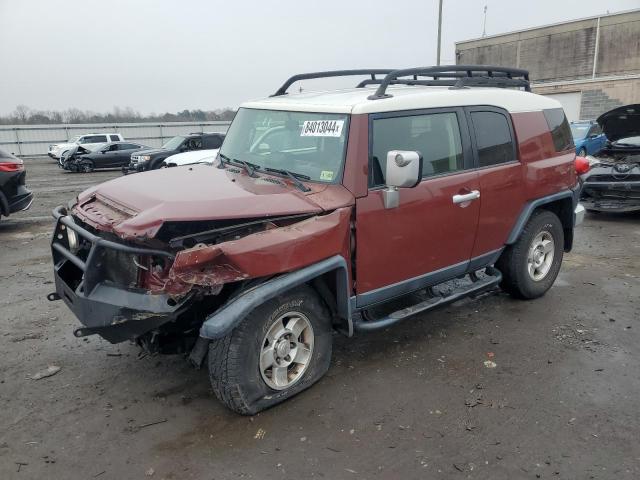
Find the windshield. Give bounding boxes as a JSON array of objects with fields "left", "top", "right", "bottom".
[
  {"left": 570, "top": 124, "right": 590, "bottom": 139},
  {"left": 162, "top": 136, "right": 185, "bottom": 150},
  {"left": 220, "top": 108, "right": 349, "bottom": 183},
  {"left": 68, "top": 135, "right": 81, "bottom": 143}
]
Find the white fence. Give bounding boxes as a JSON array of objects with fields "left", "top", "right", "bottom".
[{"left": 0, "top": 121, "right": 232, "bottom": 157}]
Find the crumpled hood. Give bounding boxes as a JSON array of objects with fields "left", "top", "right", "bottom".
[
  {"left": 597, "top": 104, "right": 640, "bottom": 142},
  {"left": 73, "top": 164, "right": 353, "bottom": 240}
]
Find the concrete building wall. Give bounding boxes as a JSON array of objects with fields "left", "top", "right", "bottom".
[
  {"left": 533, "top": 78, "right": 640, "bottom": 120},
  {"left": 455, "top": 9, "right": 640, "bottom": 120}
]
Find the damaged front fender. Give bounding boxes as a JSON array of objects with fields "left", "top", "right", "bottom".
[{"left": 151, "top": 207, "right": 353, "bottom": 296}]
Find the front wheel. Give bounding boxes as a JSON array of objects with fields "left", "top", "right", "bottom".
[
  {"left": 578, "top": 147, "right": 587, "bottom": 157},
  {"left": 496, "top": 210, "right": 564, "bottom": 299},
  {"left": 81, "top": 161, "right": 94, "bottom": 173},
  {"left": 208, "top": 286, "right": 332, "bottom": 415}
]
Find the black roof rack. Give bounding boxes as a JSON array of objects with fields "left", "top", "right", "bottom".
[
  {"left": 271, "top": 69, "right": 395, "bottom": 96},
  {"left": 366, "top": 65, "right": 531, "bottom": 99},
  {"left": 272, "top": 65, "right": 530, "bottom": 99}
]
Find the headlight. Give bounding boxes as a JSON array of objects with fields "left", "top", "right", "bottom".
[
  {"left": 64, "top": 217, "right": 79, "bottom": 253},
  {"left": 140, "top": 155, "right": 151, "bottom": 161}
]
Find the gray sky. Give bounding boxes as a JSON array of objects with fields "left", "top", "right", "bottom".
[{"left": 1, "top": 0, "right": 638, "bottom": 115}]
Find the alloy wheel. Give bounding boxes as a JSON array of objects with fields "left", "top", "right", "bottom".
[
  {"left": 259, "top": 311, "right": 314, "bottom": 390},
  {"left": 527, "top": 230, "right": 555, "bottom": 281}
]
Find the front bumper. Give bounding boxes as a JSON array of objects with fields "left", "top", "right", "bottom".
[
  {"left": 50, "top": 206, "right": 189, "bottom": 343},
  {"left": 123, "top": 160, "right": 147, "bottom": 174},
  {"left": 580, "top": 180, "right": 640, "bottom": 212}
]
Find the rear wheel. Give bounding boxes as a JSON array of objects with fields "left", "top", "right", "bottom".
[
  {"left": 208, "top": 286, "right": 332, "bottom": 415},
  {"left": 497, "top": 210, "right": 564, "bottom": 299}
]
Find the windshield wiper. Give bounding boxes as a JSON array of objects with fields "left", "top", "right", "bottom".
[
  {"left": 218, "top": 153, "right": 258, "bottom": 177},
  {"left": 264, "top": 167, "right": 311, "bottom": 192}
]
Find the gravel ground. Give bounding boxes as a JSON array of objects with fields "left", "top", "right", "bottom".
[{"left": 1, "top": 158, "right": 639, "bottom": 480}]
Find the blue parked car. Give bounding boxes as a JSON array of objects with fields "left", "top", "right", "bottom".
[{"left": 570, "top": 120, "right": 607, "bottom": 156}]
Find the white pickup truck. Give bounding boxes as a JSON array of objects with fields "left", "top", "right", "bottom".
[{"left": 48, "top": 133, "right": 124, "bottom": 161}]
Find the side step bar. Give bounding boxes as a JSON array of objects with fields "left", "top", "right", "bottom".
[{"left": 353, "top": 267, "right": 502, "bottom": 332}]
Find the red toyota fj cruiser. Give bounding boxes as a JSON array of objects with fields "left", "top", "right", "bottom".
[{"left": 49, "top": 66, "right": 585, "bottom": 414}]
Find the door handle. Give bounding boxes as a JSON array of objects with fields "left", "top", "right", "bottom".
[{"left": 452, "top": 190, "right": 480, "bottom": 204}]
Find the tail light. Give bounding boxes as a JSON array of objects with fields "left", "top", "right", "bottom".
[
  {"left": 0, "top": 160, "right": 24, "bottom": 172},
  {"left": 575, "top": 156, "right": 590, "bottom": 175}
]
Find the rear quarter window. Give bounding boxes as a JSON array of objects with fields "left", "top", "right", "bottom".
[
  {"left": 469, "top": 110, "right": 516, "bottom": 167},
  {"left": 543, "top": 108, "right": 574, "bottom": 153}
]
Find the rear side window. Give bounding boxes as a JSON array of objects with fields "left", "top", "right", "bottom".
[
  {"left": 469, "top": 111, "right": 516, "bottom": 167},
  {"left": 82, "top": 135, "right": 108, "bottom": 143},
  {"left": 370, "top": 112, "right": 464, "bottom": 186},
  {"left": 543, "top": 108, "right": 574, "bottom": 152},
  {"left": 109, "top": 134, "right": 120, "bottom": 141},
  {"left": 203, "top": 135, "right": 223, "bottom": 149}
]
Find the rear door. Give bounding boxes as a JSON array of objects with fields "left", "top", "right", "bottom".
[
  {"left": 466, "top": 107, "right": 522, "bottom": 259},
  {"left": 96, "top": 144, "right": 120, "bottom": 167},
  {"left": 355, "top": 108, "right": 481, "bottom": 306},
  {"left": 110, "top": 144, "right": 137, "bottom": 167}
]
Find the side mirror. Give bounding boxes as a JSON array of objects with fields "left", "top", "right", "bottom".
[{"left": 383, "top": 150, "right": 423, "bottom": 209}]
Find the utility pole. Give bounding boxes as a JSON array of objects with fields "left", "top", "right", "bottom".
[
  {"left": 482, "top": 5, "right": 488, "bottom": 37},
  {"left": 436, "top": 0, "right": 443, "bottom": 65}
]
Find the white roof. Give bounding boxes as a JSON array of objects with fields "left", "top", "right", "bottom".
[{"left": 242, "top": 86, "right": 562, "bottom": 115}]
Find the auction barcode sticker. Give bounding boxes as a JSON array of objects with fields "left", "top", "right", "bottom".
[{"left": 300, "top": 120, "right": 344, "bottom": 137}]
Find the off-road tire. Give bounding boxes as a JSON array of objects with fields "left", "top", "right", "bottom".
[
  {"left": 208, "top": 285, "right": 332, "bottom": 415},
  {"left": 497, "top": 210, "right": 564, "bottom": 299}
]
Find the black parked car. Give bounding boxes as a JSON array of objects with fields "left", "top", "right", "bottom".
[
  {"left": 62, "top": 142, "right": 148, "bottom": 172},
  {"left": 580, "top": 104, "right": 640, "bottom": 213},
  {"left": 0, "top": 148, "right": 33, "bottom": 221},
  {"left": 125, "top": 132, "right": 225, "bottom": 172}
]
